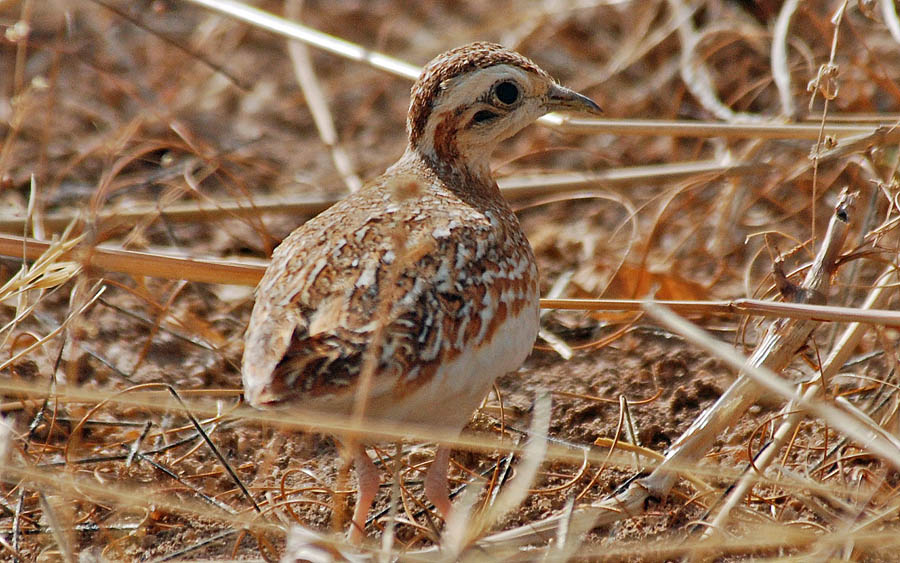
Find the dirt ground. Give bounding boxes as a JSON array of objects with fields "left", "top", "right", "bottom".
[{"left": 1, "top": 0, "right": 899, "bottom": 560}]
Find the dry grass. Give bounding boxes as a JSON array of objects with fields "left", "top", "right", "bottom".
[{"left": 1, "top": 0, "right": 899, "bottom": 560}]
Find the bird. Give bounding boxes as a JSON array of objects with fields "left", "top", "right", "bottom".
[{"left": 242, "top": 41, "right": 602, "bottom": 542}]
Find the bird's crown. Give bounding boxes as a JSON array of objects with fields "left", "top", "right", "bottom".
[
  {"left": 396, "top": 42, "right": 600, "bottom": 195},
  {"left": 407, "top": 42, "right": 550, "bottom": 146}
]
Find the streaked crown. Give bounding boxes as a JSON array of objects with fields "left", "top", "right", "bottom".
[
  {"left": 403, "top": 42, "right": 601, "bottom": 177},
  {"left": 407, "top": 42, "right": 549, "bottom": 145}
]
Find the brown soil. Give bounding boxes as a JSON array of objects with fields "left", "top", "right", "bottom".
[{"left": 1, "top": 0, "right": 899, "bottom": 560}]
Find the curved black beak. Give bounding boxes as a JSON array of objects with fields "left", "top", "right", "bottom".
[{"left": 547, "top": 83, "right": 603, "bottom": 115}]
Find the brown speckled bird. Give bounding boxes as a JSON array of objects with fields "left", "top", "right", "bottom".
[{"left": 242, "top": 42, "right": 601, "bottom": 542}]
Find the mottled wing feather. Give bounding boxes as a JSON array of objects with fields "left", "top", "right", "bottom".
[{"left": 242, "top": 169, "right": 537, "bottom": 412}]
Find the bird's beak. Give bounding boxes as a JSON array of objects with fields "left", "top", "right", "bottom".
[{"left": 546, "top": 83, "right": 603, "bottom": 115}]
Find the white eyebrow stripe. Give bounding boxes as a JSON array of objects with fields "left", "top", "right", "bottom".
[
  {"left": 436, "top": 65, "right": 531, "bottom": 119},
  {"left": 417, "top": 65, "right": 533, "bottom": 158}
]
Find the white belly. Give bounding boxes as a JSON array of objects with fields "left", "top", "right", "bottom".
[
  {"left": 377, "top": 298, "right": 540, "bottom": 431},
  {"left": 252, "top": 296, "right": 541, "bottom": 437}
]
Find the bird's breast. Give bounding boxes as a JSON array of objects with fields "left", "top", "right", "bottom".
[{"left": 242, "top": 182, "right": 540, "bottom": 426}]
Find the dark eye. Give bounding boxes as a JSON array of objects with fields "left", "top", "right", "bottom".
[
  {"left": 494, "top": 81, "right": 519, "bottom": 105},
  {"left": 472, "top": 110, "right": 499, "bottom": 123}
]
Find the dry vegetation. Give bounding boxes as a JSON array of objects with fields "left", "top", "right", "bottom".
[{"left": 1, "top": 0, "right": 900, "bottom": 560}]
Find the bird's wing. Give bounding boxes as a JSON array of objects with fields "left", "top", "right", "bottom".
[{"left": 242, "top": 172, "right": 536, "bottom": 411}]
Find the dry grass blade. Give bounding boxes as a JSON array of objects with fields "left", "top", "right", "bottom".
[
  {"left": 6, "top": 230, "right": 898, "bottom": 330},
  {"left": 183, "top": 0, "right": 420, "bottom": 79},
  {"left": 0, "top": 462, "right": 284, "bottom": 535},
  {"left": 88, "top": 0, "right": 250, "bottom": 90},
  {"left": 0, "top": 160, "right": 757, "bottom": 234},
  {"left": 0, "top": 233, "right": 266, "bottom": 286},
  {"left": 0, "top": 231, "right": 83, "bottom": 302},
  {"left": 632, "top": 189, "right": 861, "bottom": 505},
  {"left": 500, "top": 160, "right": 756, "bottom": 198},
  {"left": 438, "top": 476, "right": 483, "bottom": 560},
  {"left": 0, "top": 378, "right": 626, "bottom": 469},
  {"left": 646, "top": 303, "right": 900, "bottom": 471},
  {"left": 285, "top": 0, "right": 362, "bottom": 193},
  {"left": 549, "top": 117, "right": 895, "bottom": 139},
  {"left": 164, "top": 386, "right": 261, "bottom": 514},
  {"left": 0, "top": 194, "right": 336, "bottom": 234},
  {"left": 771, "top": 0, "right": 801, "bottom": 118},
  {"left": 539, "top": 272, "right": 575, "bottom": 359},
  {"left": 37, "top": 492, "right": 75, "bottom": 563},
  {"left": 474, "top": 393, "right": 551, "bottom": 537},
  {"left": 282, "top": 526, "right": 369, "bottom": 562},
  {"left": 670, "top": 0, "right": 765, "bottom": 122},
  {"left": 0, "top": 283, "right": 105, "bottom": 375},
  {"left": 882, "top": 0, "right": 900, "bottom": 44},
  {"left": 481, "top": 188, "right": 861, "bottom": 546},
  {"left": 9, "top": 229, "right": 896, "bottom": 327},
  {"left": 4, "top": 0, "right": 900, "bottom": 558},
  {"left": 703, "top": 266, "right": 899, "bottom": 536},
  {"left": 541, "top": 297, "right": 900, "bottom": 326}
]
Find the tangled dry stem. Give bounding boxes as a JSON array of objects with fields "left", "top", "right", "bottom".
[{"left": 0, "top": 0, "right": 899, "bottom": 560}]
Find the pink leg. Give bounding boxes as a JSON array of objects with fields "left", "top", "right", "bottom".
[
  {"left": 348, "top": 445, "right": 380, "bottom": 544},
  {"left": 424, "top": 445, "right": 453, "bottom": 520}
]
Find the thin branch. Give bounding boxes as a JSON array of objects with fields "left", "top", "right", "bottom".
[
  {"left": 772, "top": 0, "right": 801, "bottom": 117},
  {"left": 702, "top": 265, "right": 899, "bottom": 538},
  {"left": 2, "top": 232, "right": 898, "bottom": 328},
  {"left": 479, "top": 189, "right": 860, "bottom": 546},
  {"left": 182, "top": 0, "right": 420, "bottom": 79},
  {"left": 285, "top": 0, "right": 362, "bottom": 192},
  {"left": 0, "top": 159, "right": 757, "bottom": 234}
]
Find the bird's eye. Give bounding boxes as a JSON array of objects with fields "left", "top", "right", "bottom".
[
  {"left": 472, "top": 110, "right": 499, "bottom": 123},
  {"left": 494, "top": 81, "right": 519, "bottom": 105}
]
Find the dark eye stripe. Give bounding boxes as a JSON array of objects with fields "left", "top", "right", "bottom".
[{"left": 472, "top": 110, "right": 499, "bottom": 123}]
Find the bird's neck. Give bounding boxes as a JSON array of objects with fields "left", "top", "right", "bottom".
[{"left": 394, "top": 144, "right": 501, "bottom": 205}]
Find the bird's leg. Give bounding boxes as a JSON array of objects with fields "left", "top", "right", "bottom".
[
  {"left": 347, "top": 444, "right": 380, "bottom": 544},
  {"left": 424, "top": 445, "right": 453, "bottom": 520}
]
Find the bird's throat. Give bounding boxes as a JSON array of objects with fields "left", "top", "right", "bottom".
[{"left": 398, "top": 144, "right": 498, "bottom": 205}]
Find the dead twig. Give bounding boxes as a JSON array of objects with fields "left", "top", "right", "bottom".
[{"left": 479, "top": 189, "right": 861, "bottom": 546}]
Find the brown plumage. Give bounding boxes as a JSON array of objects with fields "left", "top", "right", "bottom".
[
  {"left": 242, "top": 41, "right": 601, "bottom": 542},
  {"left": 407, "top": 42, "right": 549, "bottom": 145}
]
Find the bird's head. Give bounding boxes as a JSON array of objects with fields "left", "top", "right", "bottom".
[{"left": 405, "top": 42, "right": 601, "bottom": 181}]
